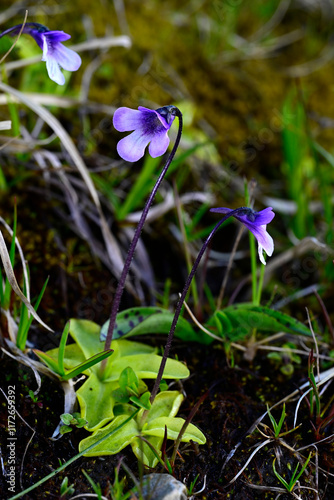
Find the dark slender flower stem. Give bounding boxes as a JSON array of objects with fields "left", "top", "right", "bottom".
[
  {"left": 103, "top": 108, "right": 183, "bottom": 360},
  {"left": 150, "top": 207, "right": 247, "bottom": 404}
]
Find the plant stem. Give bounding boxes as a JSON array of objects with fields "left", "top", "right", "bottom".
[
  {"left": 216, "top": 224, "right": 244, "bottom": 310},
  {"left": 103, "top": 108, "right": 183, "bottom": 358},
  {"left": 249, "top": 230, "right": 258, "bottom": 303},
  {"left": 255, "top": 260, "right": 265, "bottom": 305},
  {"left": 173, "top": 180, "right": 199, "bottom": 309},
  {"left": 150, "top": 207, "right": 247, "bottom": 404}
]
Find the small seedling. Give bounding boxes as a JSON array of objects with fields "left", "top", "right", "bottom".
[
  {"left": 28, "top": 390, "right": 39, "bottom": 403},
  {"left": 267, "top": 403, "right": 287, "bottom": 438},
  {"left": 59, "top": 476, "right": 75, "bottom": 499},
  {"left": 187, "top": 474, "right": 207, "bottom": 497},
  {"left": 60, "top": 412, "right": 87, "bottom": 435},
  {"left": 82, "top": 469, "right": 103, "bottom": 500},
  {"left": 272, "top": 453, "right": 312, "bottom": 493},
  {"left": 308, "top": 350, "right": 321, "bottom": 419},
  {"left": 112, "top": 366, "right": 151, "bottom": 410},
  {"left": 187, "top": 474, "right": 200, "bottom": 495},
  {"left": 107, "top": 465, "right": 136, "bottom": 500}
]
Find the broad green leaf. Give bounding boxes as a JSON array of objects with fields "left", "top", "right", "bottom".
[
  {"left": 69, "top": 319, "right": 105, "bottom": 360},
  {"left": 112, "top": 387, "right": 131, "bottom": 403},
  {"left": 138, "top": 391, "right": 184, "bottom": 422},
  {"left": 79, "top": 414, "right": 139, "bottom": 456},
  {"left": 131, "top": 435, "right": 163, "bottom": 467},
  {"left": 60, "top": 425, "right": 72, "bottom": 435},
  {"left": 104, "top": 354, "right": 189, "bottom": 382},
  {"left": 116, "top": 338, "right": 156, "bottom": 356},
  {"left": 142, "top": 416, "right": 206, "bottom": 444},
  {"left": 78, "top": 390, "right": 185, "bottom": 463},
  {"left": 76, "top": 372, "right": 118, "bottom": 431},
  {"left": 100, "top": 306, "right": 198, "bottom": 342},
  {"left": 119, "top": 366, "right": 139, "bottom": 392},
  {"left": 206, "top": 304, "right": 311, "bottom": 341}
]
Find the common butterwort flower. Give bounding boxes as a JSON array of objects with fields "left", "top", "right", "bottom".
[
  {"left": 0, "top": 23, "right": 81, "bottom": 85},
  {"left": 104, "top": 105, "right": 182, "bottom": 359},
  {"left": 150, "top": 205, "right": 275, "bottom": 402},
  {"left": 113, "top": 105, "right": 176, "bottom": 162},
  {"left": 210, "top": 206, "right": 275, "bottom": 265}
]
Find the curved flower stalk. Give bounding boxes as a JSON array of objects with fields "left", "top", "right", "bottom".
[
  {"left": 103, "top": 105, "right": 182, "bottom": 357},
  {"left": 113, "top": 105, "right": 176, "bottom": 162},
  {"left": 210, "top": 206, "right": 275, "bottom": 265},
  {"left": 150, "top": 206, "right": 275, "bottom": 403},
  {"left": 0, "top": 23, "right": 81, "bottom": 85}
]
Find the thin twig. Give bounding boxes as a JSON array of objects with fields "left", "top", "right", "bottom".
[
  {"left": 217, "top": 224, "right": 244, "bottom": 309},
  {"left": 306, "top": 307, "right": 320, "bottom": 382},
  {"left": 0, "top": 10, "right": 28, "bottom": 65}
]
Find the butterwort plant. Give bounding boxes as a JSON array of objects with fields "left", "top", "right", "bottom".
[
  {"left": 103, "top": 105, "right": 182, "bottom": 357},
  {"left": 0, "top": 23, "right": 81, "bottom": 85},
  {"left": 150, "top": 206, "right": 275, "bottom": 402}
]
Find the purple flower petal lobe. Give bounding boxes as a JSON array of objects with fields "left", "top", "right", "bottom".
[{"left": 113, "top": 105, "right": 176, "bottom": 162}]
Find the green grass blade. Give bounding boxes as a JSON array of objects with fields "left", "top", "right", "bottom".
[
  {"left": 61, "top": 349, "right": 114, "bottom": 380},
  {"left": 267, "top": 405, "right": 278, "bottom": 434},
  {"left": 276, "top": 404, "right": 286, "bottom": 437},
  {"left": 33, "top": 349, "right": 60, "bottom": 374},
  {"left": 58, "top": 321, "right": 71, "bottom": 377},
  {"left": 0, "top": 265, "right": 4, "bottom": 304},
  {"left": 16, "top": 277, "right": 49, "bottom": 350},
  {"left": 3, "top": 204, "right": 17, "bottom": 309},
  {"left": 288, "top": 452, "right": 312, "bottom": 489},
  {"left": 272, "top": 458, "right": 290, "bottom": 490}
]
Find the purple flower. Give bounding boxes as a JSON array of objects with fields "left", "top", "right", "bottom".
[
  {"left": 113, "top": 105, "right": 176, "bottom": 162},
  {"left": 0, "top": 23, "right": 81, "bottom": 85},
  {"left": 210, "top": 206, "right": 275, "bottom": 265}
]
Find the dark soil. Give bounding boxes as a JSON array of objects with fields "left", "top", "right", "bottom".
[{"left": 1, "top": 332, "right": 334, "bottom": 498}]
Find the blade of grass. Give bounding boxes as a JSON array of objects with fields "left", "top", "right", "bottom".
[
  {"left": 61, "top": 349, "right": 114, "bottom": 380},
  {"left": 0, "top": 230, "right": 52, "bottom": 332},
  {"left": 16, "top": 277, "right": 49, "bottom": 350},
  {"left": 3, "top": 203, "right": 17, "bottom": 309},
  {"left": 58, "top": 321, "right": 71, "bottom": 377}
]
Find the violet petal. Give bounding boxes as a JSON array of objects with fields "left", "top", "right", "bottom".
[
  {"left": 113, "top": 108, "right": 143, "bottom": 132},
  {"left": 52, "top": 42, "right": 82, "bottom": 71},
  {"left": 117, "top": 130, "right": 151, "bottom": 162},
  {"left": 148, "top": 130, "right": 170, "bottom": 158}
]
